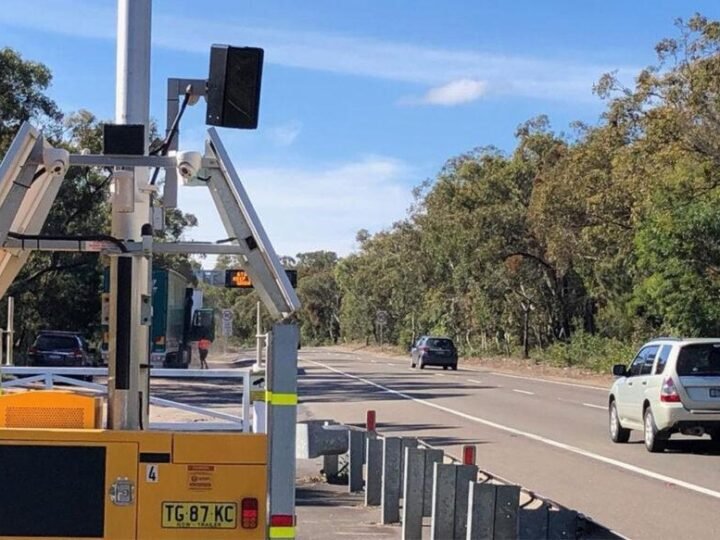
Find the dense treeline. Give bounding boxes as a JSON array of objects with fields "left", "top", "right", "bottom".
[{"left": 298, "top": 16, "right": 720, "bottom": 370}]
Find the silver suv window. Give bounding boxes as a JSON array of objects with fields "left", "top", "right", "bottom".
[
  {"left": 655, "top": 345, "right": 671, "bottom": 375},
  {"left": 676, "top": 344, "right": 720, "bottom": 377},
  {"left": 630, "top": 345, "right": 658, "bottom": 376}
]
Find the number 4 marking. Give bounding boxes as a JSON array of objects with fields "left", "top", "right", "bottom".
[{"left": 146, "top": 464, "right": 159, "bottom": 483}]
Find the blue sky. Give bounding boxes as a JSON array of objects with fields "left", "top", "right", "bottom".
[{"left": 1, "top": 1, "right": 718, "bottom": 265}]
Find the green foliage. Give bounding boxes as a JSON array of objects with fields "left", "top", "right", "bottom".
[
  {"left": 537, "top": 331, "right": 637, "bottom": 373},
  {"left": 0, "top": 47, "right": 61, "bottom": 153}
]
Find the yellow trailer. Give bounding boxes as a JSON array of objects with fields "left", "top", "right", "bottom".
[{"left": 0, "top": 392, "right": 267, "bottom": 539}]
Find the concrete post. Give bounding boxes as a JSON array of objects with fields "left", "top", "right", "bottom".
[
  {"left": 494, "top": 485, "right": 520, "bottom": 539},
  {"left": 548, "top": 508, "right": 578, "bottom": 539},
  {"left": 399, "top": 437, "right": 417, "bottom": 492},
  {"left": 454, "top": 464, "right": 478, "bottom": 539},
  {"left": 431, "top": 463, "right": 457, "bottom": 540},
  {"left": 519, "top": 504, "right": 549, "bottom": 540},
  {"left": 423, "top": 449, "right": 443, "bottom": 517},
  {"left": 348, "top": 430, "right": 364, "bottom": 492},
  {"left": 381, "top": 437, "right": 402, "bottom": 524},
  {"left": 467, "top": 483, "right": 497, "bottom": 540},
  {"left": 402, "top": 447, "right": 426, "bottom": 540},
  {"left": 323, "top": 454, "right": 339, "bottom": 479},
  {"left": 365, "top": 437, "right": 383, "bottom": 506}
]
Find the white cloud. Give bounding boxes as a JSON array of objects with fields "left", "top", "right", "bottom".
[
  {"left": 405, "top": 79, "right": 488, "bottom": 106},
  {"left": 0, "top": 0, "right": 638, "bottom": 103},
  {"left": 177, "top": 155, "right": 414, "bottom": 267},
  {"left": 265, "top": 121, "right": 302, "bottom": 147}
]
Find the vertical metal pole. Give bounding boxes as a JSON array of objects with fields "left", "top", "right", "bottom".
[
  {"left": 242, "top": 368, "right": 251, "bottom": 433},
  {"left": 108, "top": 0, "right": 152, "bottom": 430},
  {"left": 256, "top": 301, "right": 263, "bottom": 369},
  {"left": 5, "top": 296, "right": 13, "bottom": 365},
  {"left": 267, "top": 323, "right": 299, "bottom": 539}
]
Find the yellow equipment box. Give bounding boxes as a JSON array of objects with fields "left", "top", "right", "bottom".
[
  {"left": 0, "top": 428, "right": 267, "bottom": 539},
  {"left": 0, "top": 390, "right": 103, "bottom": 429}
]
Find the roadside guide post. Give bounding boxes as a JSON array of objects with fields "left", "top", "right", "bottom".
[{"left": 267, "top": 323, "right": 300, "bottom": 538}]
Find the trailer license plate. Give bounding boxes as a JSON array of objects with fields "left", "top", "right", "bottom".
[
  {"left": 710, "top": 388, "right": 720, "bottom": 398},
  {"left": 162, "top": 502, "right": 237, "bottom": 529}
]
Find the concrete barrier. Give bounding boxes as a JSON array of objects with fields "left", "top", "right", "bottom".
[
  {"left": 431, "top": 463, "right": 457, "bottom": 539},
  {"left": 381, "top": 437, "right": 402, "bottom": 524},
  {"left": 402, "top": 447, "right": 426, "bottom": 540},
  {"left": 423, "top": 448, "right": 444, "bottom": 517},
  {"left": 399, "top": 437, "right": 418, "bottom": 493},
  {"left": 348, "top": 429, "right": 365, "bottom": 492},
  {"left": 467, "top": 482, "right": 520, "bottom": 540},
  {"left": 365, "top": 437, "right": 383, "bottom": 506},
  {"left": 454, "top": 464, "right": 478, "bottom": 539},
  {"left": 322, "top": 454, "right": 339, "bottom": 479},
  {"left": 296, "top": 420, "right": 348, "bottom": 459}
]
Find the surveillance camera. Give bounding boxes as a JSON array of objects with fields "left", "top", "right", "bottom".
[
  {"left": 42, "top": 147, "right": 70, "bottom": 176},
  {"left": 176, "top": 151, "right": 202, "bottom": 180}
]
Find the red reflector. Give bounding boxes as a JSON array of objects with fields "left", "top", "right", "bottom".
[
  {"left": 463, "top": 445, "right": 476, "bottom": 465},
  {"left": 270, "top": 514, "right": 295, "bottom": 527},
  {"left": 366, "top": 410, "right": 377, "bottom": 432},
  {"left": 241, "top": 498, "right": 258, "bottom": 529}
]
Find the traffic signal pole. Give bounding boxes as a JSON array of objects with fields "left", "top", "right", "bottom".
[{"left": 108, "top": 0, "right": 152, "bottom": 430}]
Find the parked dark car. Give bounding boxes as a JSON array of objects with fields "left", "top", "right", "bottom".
[
  {"left": 28, "top": 331, "right": 95, "bottom": 368},
  {"left": 411, "top": 336, "right": 458, "bottom": 370}
]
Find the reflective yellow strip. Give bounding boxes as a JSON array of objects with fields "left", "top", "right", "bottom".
[
  {"left": 269, "top": 526, "right": 296, "bottom": 538},
  {"left": 265, "top": 391, "right": 298, "bottom": 405}
]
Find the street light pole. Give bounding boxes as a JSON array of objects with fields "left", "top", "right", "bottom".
[{"left": 108, "top": 0, "right": 153, "bottom": 430}]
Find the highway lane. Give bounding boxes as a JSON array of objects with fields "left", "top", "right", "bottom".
[{"left": 298, "top": 348, "right": 720, "bottom": 539}]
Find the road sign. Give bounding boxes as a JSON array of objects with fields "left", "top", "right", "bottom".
[
  {"left": 221, "top": 309, "right": 233, "bottom": 337},
  {"left": 375, "top": 310, "right": 388, "bottom": 325},
  {"left": 222, "top": 320, "right": 233, "bottom": 337}
]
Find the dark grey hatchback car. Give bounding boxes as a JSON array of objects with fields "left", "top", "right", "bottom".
[{"left": 411, "top": 336, "right": 458, "bottom": 370}]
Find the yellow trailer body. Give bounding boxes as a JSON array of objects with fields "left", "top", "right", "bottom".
[{"left": 0, "top": 428, "right": 267, "bottom": 539}]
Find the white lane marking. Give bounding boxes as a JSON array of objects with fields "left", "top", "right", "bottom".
[
  {"left": 436, "top": 373, "right": 445, "bottom": 377},
  {"left": 468, "top": 379, "right": 483, "bottom": 384},
  {"left": 513, "top": 389, "right": 534, "bottom": 395},
  {"left": 489, "top": 371, "right": 607, "bottom": 391},
  {"left": 583, "top": 403, "right": 606, "bottom": 410},
  {"left": 307, "top": 359, "right": 720, "bottom": 502}
]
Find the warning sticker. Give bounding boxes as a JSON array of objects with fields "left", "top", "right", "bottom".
[{"left": 187, "top": 465, "right": 214, "bottom": 491}]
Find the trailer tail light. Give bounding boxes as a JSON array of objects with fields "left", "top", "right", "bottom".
[
  {"left": 241, "top": 498, "right": 258, "bottom": 529},
  {"left": 660, "top": 377, "right": 681, "bottom": 403},
  {"left": 270, "top": 514, "right": 294, "bottom": 527}
]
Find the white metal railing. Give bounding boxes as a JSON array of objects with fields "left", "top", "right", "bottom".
[{"left": 0, "top": 366, "right": 252, "bottom": 432}]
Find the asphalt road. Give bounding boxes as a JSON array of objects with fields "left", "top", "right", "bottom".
[{"left": 297, "top": 348, "right": 720, "bottom": 540}]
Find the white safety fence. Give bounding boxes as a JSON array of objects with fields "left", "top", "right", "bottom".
[{"left": 0, "top": 366, "right": 253, "bottom": 432}]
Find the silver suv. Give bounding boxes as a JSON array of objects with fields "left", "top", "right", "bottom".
[{"left": 608, "top": 338, "right": 720, "bottom": 452}]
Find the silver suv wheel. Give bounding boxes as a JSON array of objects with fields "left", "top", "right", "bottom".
[{"left": 643, "top": 407, "right": 667, "bottom": 453}]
